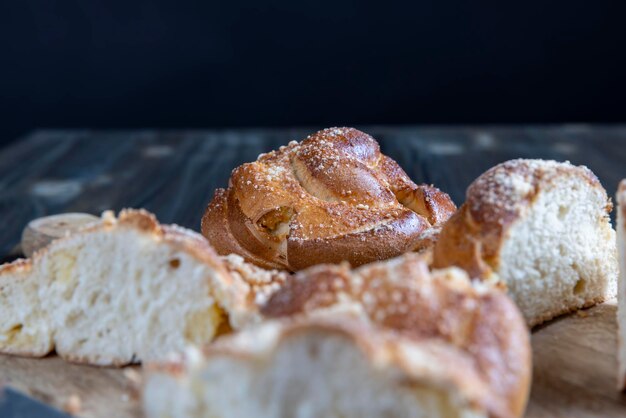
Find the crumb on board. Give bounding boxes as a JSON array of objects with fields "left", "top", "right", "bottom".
[
  {"left": 63, "top": 394, "right": 81, "bottom": 415},
  {"left": 123, "top": 367, "right": 143, "bottom": 400},
  {"left": 123, "top": 368, "right": 142, "bottom": 386}
]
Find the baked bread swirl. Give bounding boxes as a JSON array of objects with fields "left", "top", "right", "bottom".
[
  {"left": 143, "top": 254, "right": 530, "bottom": 418},
  {"left": 0, "top": 209, "right": 249, "bottom": 366},
  {"left": 220, "top": 253, "right": 291, "bottom": 318},
  {"left": 433, "top": 159, "right": 617, "bottom": 327},
  {"left": 201, "top": 127, "right": 455, "bottom": 271}
]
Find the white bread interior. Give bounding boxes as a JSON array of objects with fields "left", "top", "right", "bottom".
[
  {"left": 616, "top": 180, "right": 626, "bottom": 390},
  {"left": 498, "top": 169, "right": 617, "bottom": 324},
  {"left": 0, "top": 209, "right": 242, "bottom": 366},
  {"left": 433, "top": 159, "right": 618, "bottom": 326},
  {"left": 143, "top": 320, "right": 488, "bottom": 418},
  {"left": 144, "top": 254, "right": 531, "bottom": 418}
]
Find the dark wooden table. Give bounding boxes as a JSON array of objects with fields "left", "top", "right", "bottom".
[
  {"left": 2, "top": 125, "right": 626, "bottom": 417},
  {"left": 3, "top": 125, "right": 626, "bottom": 261}
]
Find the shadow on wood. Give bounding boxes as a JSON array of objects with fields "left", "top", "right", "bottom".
[{"left": 527, "top": 302, "right": 626, "bottom": 417}]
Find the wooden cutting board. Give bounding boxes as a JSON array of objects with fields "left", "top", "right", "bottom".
[
  {"left": 2, "top": 128, "right": 626, "bottom": 417},
  {"left": 1, "top": 302, "right": 625, "bottom": 417},
  {"left": 527, "top": 301, "right": 626, "bottom": 417}
]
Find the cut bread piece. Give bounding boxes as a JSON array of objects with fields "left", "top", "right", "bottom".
[
  {"left": 219, "top": 253, "right": 291, "bottom": 309},
  {"left": 145, "top": 320, "right": 493, "bottom": 418},
  {"left": 433, "top": 159, "right": 617, "bottom": 326},
  {"left": 144, "top": 254, "right": 531, "bottom": 418},
  {"left": 0, "top": 209, "right": 249, "bottom": 366},
  {"left": 617, "top": 180, "right": 626, "bottom": 390}
]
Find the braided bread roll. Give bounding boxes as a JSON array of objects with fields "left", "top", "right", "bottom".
[
  {"left": 261, "top": 253, "right": 530, "bottom": 418},
  {"left": 144, "top": 254, "right": 530, "bottom": 418},
  {"left": 201, "top": 127, "right": 455, "bottom": 271}
]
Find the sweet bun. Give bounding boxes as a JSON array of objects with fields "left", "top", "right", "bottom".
[
  {"left": 143, "top": 253, "right": 531, "bottom": 418},
  {"left": 201, "top": 127, "right": 455, "bottom": 271},
  {"left": 0, "top": 209, "right": 247, "bottom": 365}
]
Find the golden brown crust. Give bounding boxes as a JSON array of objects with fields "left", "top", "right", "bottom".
[
  {"left": 432, "top": 159, "right": 607, "bottom": 278},
  {"left": 97, "top": 209, "right": 230, "bottom": 277},
  {"left": 202, "top": 189, "right": 287, "bottom": 270},
  {"left": 201, "top": 318, "right": 499, "bottom": 415},
  {"left": 201, "top": 127, "right": 456, "bottom": 271},
  {"left": 144, "top": 317, "right": 498, "bottom": 417},
  {"left": 19, "top": 209, "right": 232, "bottom": 294},
  {"left": 527, "top": 295, "right": 607, "bottom": 328},
  {"left": 0, "top": 258, "right": 33, "bottom": 276},
  {"left": 219, "top": 254, "right": 291, "bottom": 310},
  {"left": 261, "top": 253, "right": 531, "bottom": 418}
]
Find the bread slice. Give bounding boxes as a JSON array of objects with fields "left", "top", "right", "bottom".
[
  {"left": 219, "top": 253, "right": 291, "bottom": 309},
  {"left": 0, "top": 209, "right": 249, "bottom": 366},
  {"left": 433, "top": 159, "right": 617, "bottom": 326},
  {"left": 143, "top": 254, "right": 531, "bottom": 418},
  {"left": 616, "top": 180, "right": 626, "bottom": 389}
]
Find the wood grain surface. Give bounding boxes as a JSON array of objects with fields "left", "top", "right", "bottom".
[
  {"left": 1, "top": 127, "right": 626, "bottom": 417},
  {"left": 527, "top": 301, "right": 626, "bottom": 417},
  {"left": 0, "top": 357, "right": 141, "bottom": 418}
]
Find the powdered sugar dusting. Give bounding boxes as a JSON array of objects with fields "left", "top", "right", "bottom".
[
  {"left": 205, "top": 127, "right": 456, "bottom": 268},
  {"left": 468, "top": 159, "right": 598, "bottom": 222}
]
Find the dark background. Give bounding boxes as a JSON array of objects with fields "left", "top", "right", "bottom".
[{"left": 1, "top": 1, "right": 626, "bottom": 147}]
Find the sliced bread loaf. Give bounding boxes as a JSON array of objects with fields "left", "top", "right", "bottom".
[
  {"left": 144, "top": 254, "right": 531, "bottom": 418},
  {"left": 0, "top": 209, "right": 247, "bottom": 365},
  {"left": 433, "top": 159, "right": 617, "bottom": 326}
]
